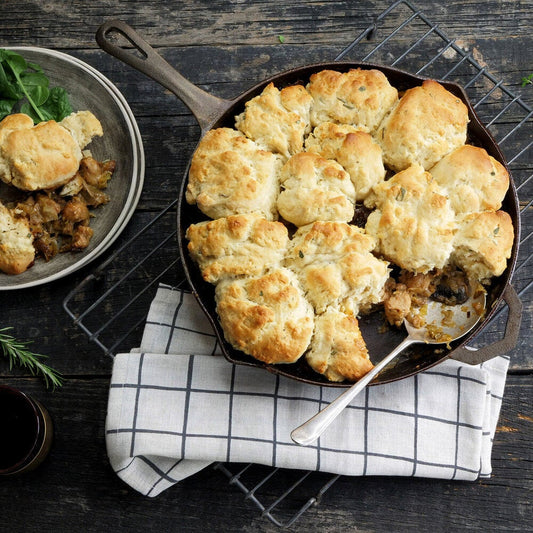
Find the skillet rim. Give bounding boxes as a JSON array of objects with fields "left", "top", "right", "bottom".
[{"left": 176, "top": 60, "right": 520, "bottom": 388}]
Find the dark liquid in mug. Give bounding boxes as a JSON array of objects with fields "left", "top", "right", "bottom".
[{"left": 0, "top": 391, "right": 38, "bottom": 470}]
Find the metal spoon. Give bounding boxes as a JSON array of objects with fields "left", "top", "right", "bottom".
[{"left": 290, "top": 291, "right": 486, "bottom": 446}]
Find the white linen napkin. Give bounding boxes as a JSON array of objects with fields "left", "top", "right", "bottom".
[{"left": 105, "top": 284, "right": 509, "bottom": 497}]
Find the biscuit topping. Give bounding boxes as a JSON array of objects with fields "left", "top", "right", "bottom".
[{"left": 185, "top": 70, "right": 513, "bottom": 383}]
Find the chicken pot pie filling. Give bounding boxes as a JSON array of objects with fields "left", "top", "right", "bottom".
[
  {"left": 185, "top": 68, "right": 514, "bottom": 382},
  {"left": 0, "top": 111, "right": 115, "bottom": 274}
]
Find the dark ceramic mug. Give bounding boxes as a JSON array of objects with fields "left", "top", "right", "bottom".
[{"left": 0, "top": 385, "right": 53, "bottom": 476}]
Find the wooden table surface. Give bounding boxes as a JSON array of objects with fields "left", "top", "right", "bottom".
[{"left": 1, "top": 1, "right": 531, "bottom": 531}]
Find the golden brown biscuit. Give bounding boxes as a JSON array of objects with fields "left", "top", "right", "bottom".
[
  {"left": 60, "top": 110, "right": 103, "bottom": 149},
  {"left": 277, "top": 152, "right": 355, "bottom": 226},
  {"left": 0, "top": 112, "right": 103, "bottom": 192},
  {"left": 0, "top": 113, "right": 34, "bottom": 145},
  {"left": 0, "top": 114, "right": 82, "bottom": 191},
  {"left": 306, "top": 307, "right": 373, "bottom": 382},
  {"left": 376, "top": 80, "right": 469, "bottom": 172},
  {"left": 451, "top": 210, "right": 514, "bottom": 281},
  {"left": 364, "top": 164, "right": 456, "bottom": 273},
  {"left": 429, "top": 145, "right": 509, "bottom": 214},
  {"left": 306, "top": 68, "right": 398, "bottom": 132},
  {"left": 235, "top": 83, "right": 312, "bottom": 158},
  {"left": 0, "top": 201, "right": 35, "bottom": 275},
  {"left": 186, "top": 213, "right": 289, "bottom": 284},
  {"left": 186, "top": 127, "right": 283, "bottom": 220},
  {"left": 284, "top": 221, "right": 390, "bottom": 315},
  {"left": 215, "top": 267, "right": 314, "bottom": 364},
  {"left": 305, "top": 122, "right": 386, "bottom": 200}
]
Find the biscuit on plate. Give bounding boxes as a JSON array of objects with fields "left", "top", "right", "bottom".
[
  {"left": 429, "top": 144, "right": 509, "bottom": 215},
  {"left": 284, "top": 221, "right": 390, "bottom": 315},
  {"left": 0, "top": 201, "right": 34, "bottom": 275},
  {"left": 215, "top": 267, "right": 314, "bottom": 364},
  {"left": 306, "top": 307, "right": 373, "bottom": 382},
  {"left": 60, "top": 110, "right": 104, "bottom": 149},
  {"left": 306, "top": 68, "right": 398, "bottom": 132},
  {"left": 305, "top": 122, "right": 386, "bottom": 201},
  {"left": 364, "top": 164, "right": 456, "bottom": 273},
  {"left": 186, "top": 213, "right": 289, "bottom": 284},
  {"left": 277, "top": 152, "right": 355, "bottom": 226},
  {"left": 235, "top": 82, "right": 312, "bottom": 158},
  {"left": 0, "top": 111, "right": 102, "bottom": 191},
  {"left": 186, "top": 127, "right": 283, "bottom": 220},
  {"left": 451, "top": 210, "right": 513, "bottom": 281},
  {"left": 376, "top": 80, "right": 469, "bottom": 172}
]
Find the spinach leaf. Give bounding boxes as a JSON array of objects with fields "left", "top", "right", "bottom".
[
  {"left": 0, "top": 98, "right": 16, "bottom": 120},
  {"left": 0, "top": 48, "right": 72, "bottom": 123},
  {"left": 21, "top": 87, "right": 72, "bottom": 123}
]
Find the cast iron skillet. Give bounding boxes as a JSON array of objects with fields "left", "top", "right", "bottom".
[{"left": 96, "top": 21, "right": 522, "bottom": 387}]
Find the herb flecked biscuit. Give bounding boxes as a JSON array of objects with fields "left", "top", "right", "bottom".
[
  {"left": 305, "top": 122, "right": 386, "bottom": 201},
  {"left": 306, "top": 307, "right": 373, "bottom": 382},
  {"left": 235, "top": 82, "right": 313, "bottom": 159},
  {"left": 215, "top": 267, "right": 314, "bottom": 364},
  {"left": 186, "top": 127, "right": 283, "bottom": 220},
  {"left": 277, "top": 152, "right": 356, "bottom": 226},
  {"left": 376, "top": 80, "right": 469, "bottom": 172},
  {"left": 0, "top": 111, "right": 102, "bottom": 191},
  {"left": 306, "top": 68, "right": 398, "bottom": 132},
  {"left": 284, "top": 221, "right": 390, "bottom": 315},
  {"left": 186, "top": 213, "right": 289, "bottom": 284},
  {"left": 0, "top": 201, "right": 34, "bottom": 275},
  {"left": 429, "top": 144, "right": 509, "bottom": 215},
  {"left": 364, "top": 164, "right": 456, "bottom": 273},
  {"left": 451, "top": 210, "right": 514, "bottom": 282}
]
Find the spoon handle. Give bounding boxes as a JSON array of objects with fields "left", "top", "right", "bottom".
[{"left": 291, "top": 337, "right": 416, "bottom": 446}]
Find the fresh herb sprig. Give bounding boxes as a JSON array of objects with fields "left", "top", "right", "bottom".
[
  {"left": 0, "top": 327, "right": 63, "bottom": 390},
  {"left": 0, "top": 48, "right": 72, "bottom": 122},
  {"left": 521, "top": 73, "right": 533, "bottom": 87}
]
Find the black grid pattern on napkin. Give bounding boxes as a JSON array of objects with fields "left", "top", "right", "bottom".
[
  {"left": 106, "top": 285, "right": 506, "bottom": 489},
  {"left": 107, "top": 352, "right": 491, "bottom": 479}
]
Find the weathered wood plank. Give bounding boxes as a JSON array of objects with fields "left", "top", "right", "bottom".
[{"left": 1, "top": 0, "right": 531, "bottom": 47}]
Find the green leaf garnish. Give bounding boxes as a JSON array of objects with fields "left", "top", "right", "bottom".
[
  {"left": 521, "top": 73, "right": 533, "bottom": 87},
  {"left": 0, "top": 48, "right": 72, "bottom": 122},
  {"left": 0, "top": 327, "right": 63, "bottom": 390}
]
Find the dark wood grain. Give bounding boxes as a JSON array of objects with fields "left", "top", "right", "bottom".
[{"left": 0, "top": 1, "right": 531, "bottom": 531}]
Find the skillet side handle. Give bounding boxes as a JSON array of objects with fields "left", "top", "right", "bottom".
[
  {"left": 96, "top": 20, "right": 231, "bottom": 133},
  {"left": 450, "top": 284, "right": 522, "bottom": 365}
]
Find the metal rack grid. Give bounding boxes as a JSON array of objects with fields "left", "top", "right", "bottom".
[{"left": 63, "top": 0, "right": 532, "bottom": 528}]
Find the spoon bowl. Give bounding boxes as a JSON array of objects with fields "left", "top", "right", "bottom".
[{"left": 291, "top": 290, "right": 487, "bottom": 446}]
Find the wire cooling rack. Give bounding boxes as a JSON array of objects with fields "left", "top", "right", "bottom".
[{"left": 64, "top": 0, "right": 532, "bottom": 527}]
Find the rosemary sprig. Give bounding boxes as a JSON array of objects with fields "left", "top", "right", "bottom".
[{"left": 0, "top": 327, "right": 63, "bottom": 390}]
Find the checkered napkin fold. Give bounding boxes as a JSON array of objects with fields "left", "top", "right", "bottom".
[{"left": 105, "top": 284, "right": 509, "bottom": 497}]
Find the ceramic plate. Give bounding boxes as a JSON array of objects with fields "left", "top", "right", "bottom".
[{"left": 0, "top": 46, "right": 144, "bottom": 290}]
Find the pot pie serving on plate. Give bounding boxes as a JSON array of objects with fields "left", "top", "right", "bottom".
[
  {"left": 184, "top": 68, "right": 515, "bottom": 383},
  {"left": 0, "top": 46, "right": 145, "bottom": 290}
]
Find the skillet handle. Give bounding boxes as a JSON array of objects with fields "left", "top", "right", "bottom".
[
  {"left": 96, "top": 20, "right": 231, "bottom": 133},
  {"left": 450, "top": 284, "right": 522, "bottom": 365}
]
